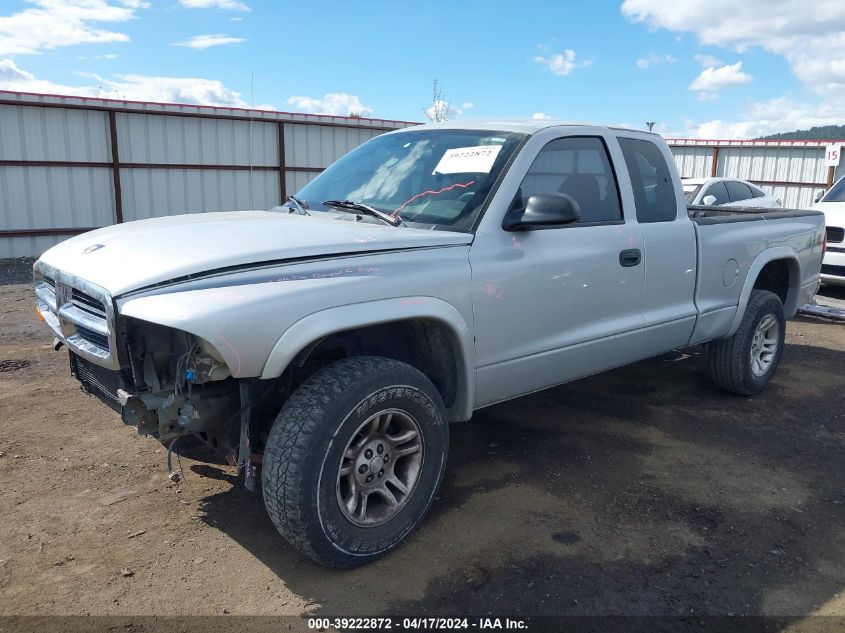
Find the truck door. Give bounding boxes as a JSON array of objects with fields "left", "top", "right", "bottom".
[
  {"left": 470, "top": 134, "right": 646, "bottom": 408},
  {"left": 617, "top": 137, "right": 697, "bottom": 352}
]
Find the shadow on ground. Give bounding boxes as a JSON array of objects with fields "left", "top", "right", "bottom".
[
  {"left": 195, "top": 343, "right": 845, "bottom": 616},
  {"left": 818, "top": 285, "right": 845, "bottom": 302}
]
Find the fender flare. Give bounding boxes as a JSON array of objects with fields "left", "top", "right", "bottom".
[
  {"left": 727, "top": 246, "right": 800, "bottom": 336},
  {"left": 260, "top": 296, "right": 476, "bottom": 422}
]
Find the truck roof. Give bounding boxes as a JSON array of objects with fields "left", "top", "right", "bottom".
[{"left": 397, "top": 118, "right": 660, "bottom": 137}]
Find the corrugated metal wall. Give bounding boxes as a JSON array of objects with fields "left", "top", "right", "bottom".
[
  {"left": 0, "top": 91, "right": 413, "bottom": 257},
  {"left": 4, "top": 96, "right": 845, "bottom": 259},
  {"left": 668, "top": 139, "right": 845, "bottom": 209}
]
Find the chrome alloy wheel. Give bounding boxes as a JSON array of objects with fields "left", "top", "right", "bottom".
[
  {"left": 336, "top": 408, "right": 424, "bottom": 527},
  {"left": 750, "top": 314, "right": 779, "bottom": 377}
]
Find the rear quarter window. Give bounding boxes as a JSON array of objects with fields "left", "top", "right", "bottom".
[{"left": 618, "top": 138, "right": 677, "bottom": 223}]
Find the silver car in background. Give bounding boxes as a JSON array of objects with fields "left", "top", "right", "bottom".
[{"left": 683, "top": 177, "right": 782, "bottom": 209}]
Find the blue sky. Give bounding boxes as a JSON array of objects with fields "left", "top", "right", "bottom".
[{"left": 0, "top": 0, "right": 843, "bottom": 138}]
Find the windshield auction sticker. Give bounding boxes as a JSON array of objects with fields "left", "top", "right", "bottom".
[{"left": 433, "top": 145, "right": 503, "bottom": 174}]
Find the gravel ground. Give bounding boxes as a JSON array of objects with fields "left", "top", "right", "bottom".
[
  {"left": 1, "top": 271, "right": 845, "bottom": 623},
  {"left": 0, "top": 258, "right": 35, "bottom": 286}
]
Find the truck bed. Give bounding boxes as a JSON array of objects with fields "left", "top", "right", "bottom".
[
  {"left": 686, "top": 204, "right": 824, "bottom": 346},
  {"left": 688, "top": 204, "right": 823, "bottom": 224}
]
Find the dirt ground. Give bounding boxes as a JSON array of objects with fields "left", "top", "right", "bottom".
[{"left": 2, "top": 268, "right": 845, "bottom": 620}]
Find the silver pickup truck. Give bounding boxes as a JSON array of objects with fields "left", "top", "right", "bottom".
[{"left": 33, "top": 120, "right": 824, "bottom": 567}]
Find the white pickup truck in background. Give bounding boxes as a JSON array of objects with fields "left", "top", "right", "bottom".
[
  {"left": 815, "top": 174, "right": 845, "bottom": 285},
  {"left": 33, "top": 120, "right": 824, "bottom": 567}
]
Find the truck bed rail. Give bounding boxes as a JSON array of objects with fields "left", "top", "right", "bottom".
[{"left": 687, "top": 205, "right": 823, "bottom": 225}]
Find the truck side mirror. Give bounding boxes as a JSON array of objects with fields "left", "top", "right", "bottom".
[
  {"left": 702, "top": 195, "right": 717, "bottom": 206},
  {"left": 815, "top": 190, "right": 826, "bottom": 203},
  {"left": 503, "top": 193, "right": 581, "bottom": 231}
]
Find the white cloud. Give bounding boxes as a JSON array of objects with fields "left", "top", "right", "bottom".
[
  {"left": 533, "top": 49, "right": 592, "bottom": 76},
  {"left": 287, "top": 92, "right": 373, "bottom": 116},
  {"left": 694, "top": 53, "right": 723, "bottom": 67},
  {"left": 635, "top": 53, "right": 677, "bottom": 69},
  {"left": 0, "top": 0, "right": 146, "bottom": 57},
  {"left": 107, "top": 74, "right": 249, "bottom": 105},
  {"left": 179, "top": 0, "right": 250, "bottom": 11},
  {"left": 623, "top": 0, "right": 845, "bottom": 137},
  {"left": 173, "top": 34, "right": 245, "bottom": 49},
  {"left": 622, "top": 0, "right": 845, "bottom": 94},
  {"left": 77, "top": 53, "right": 118, "bottom": 60},
  {"left": 0, "top": 57, "right": 95, "bottom": 95},
  {"left": 689, "top": 61, "right": 752, "bottom": 95},
  {"left": 462, "top": 101, "right": 474, "bottom": 110},
  {"left": 531, "top": 112, "right": 552, "bottom": 120},
  {"left": 688, "top": 96, "right": 845, "bottom": 139},
  {"left": 229, "top": 16, "right": 243, "bottom": 21},
  {"left": 0, "top": 58, "right": 259, "bottom": 109}
]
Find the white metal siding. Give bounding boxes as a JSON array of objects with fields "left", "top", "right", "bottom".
[
  {"left": 121, "top": 168, "right": 279, "bottom": 221},
  {"left": 116, "top": 113, "right": 278, "bottom": 166},
  {"left": 284, "top": 123, "right": 381, "bottom": 168},
  {"left": 0, "top": 235, "right": 65, "bottom": 258},
  {"left": 1, "top": 91, "right": 412, "bottom": 258},
  {"left": 669, "top": 140, "right": 845, "bottom": 209},
  {"left": 672, "top": 147, "right": 713, "bottom": 181},
  {"left": 0, "top": 166, "right": 115, "bottom": 229},
  {"left": 285, "top": 171, "right": 319, "bottom": 196},
  {"left": 0, "top": 104, "right": 110, "bottom": 162}
]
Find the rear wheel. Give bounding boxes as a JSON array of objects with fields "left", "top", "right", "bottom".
[
  {"left": 262, "top": 356, "right": 448, "bottom": 567},
  {"left": 706, "top": 289, "right": 785, "bottom": 396}
]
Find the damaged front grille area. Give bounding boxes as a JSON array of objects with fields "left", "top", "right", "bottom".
[
  {"left": 34, "top": 263, "right": 120, "bottom": 370},
  {"left": 70, "top": 352, "right": 134, "bottom": 413}
]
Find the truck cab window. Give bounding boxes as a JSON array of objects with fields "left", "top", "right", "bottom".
[
  {"left": 618, "top": 137, "right": 677, "bottom": 223},
  {"left": 515, "top": 136, "right": 622, "bottom": 224}
]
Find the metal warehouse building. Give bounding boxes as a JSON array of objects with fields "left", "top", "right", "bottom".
[
  {"left": 2, "top": 90, "right": 845, "bottom": 258},
  {"left": 668, "top": 138, "right": 845, "bottom": 209},
  {"left": 0, "top": 91, "right": 414, "bottom": 257}
]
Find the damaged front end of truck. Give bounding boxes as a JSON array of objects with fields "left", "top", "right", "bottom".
[{"left": 34, "top": 262, "right": 270, "bottom": 488}]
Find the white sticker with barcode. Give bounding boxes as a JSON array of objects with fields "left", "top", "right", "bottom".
[{"left": 433, "top": 145, "right": 503, "bottom": 174}]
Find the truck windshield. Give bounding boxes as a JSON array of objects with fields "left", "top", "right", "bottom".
[
  {"left": 294, "top": 129, "right": 526, "bottom": 232},
  {"left": 823, "top": 176, "right": 845, "bottom": 202}
]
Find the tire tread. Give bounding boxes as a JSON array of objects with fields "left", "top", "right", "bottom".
[
  {"left": 707, "top": 289, "right": 783, "bottom": 396},
  {"left": 262, "top": 356, "right": 443, "bottom": 567}
]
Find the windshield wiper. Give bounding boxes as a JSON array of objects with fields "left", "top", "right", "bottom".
[
  {"left": 323, "top": 200, "right": 404, "bottom": 227},
  {"left": 285, "top": 195, "right": 310, "bottom": 215}
]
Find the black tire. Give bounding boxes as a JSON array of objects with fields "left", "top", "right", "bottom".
[
  {"left": 262, "top": 356, "right": 448, "bottom": 568},
  {"left": 706, "top": 289, "right": 786, "bottom": 396}
]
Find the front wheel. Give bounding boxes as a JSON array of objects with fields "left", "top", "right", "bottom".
[
  {"left": 262, "top": 356, "right": 448, "bottom": 567},
  {"left": 706, "top": 289, "right": 786, "bottom": 396}
]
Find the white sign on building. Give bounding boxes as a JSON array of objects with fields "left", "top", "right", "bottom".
[{"left": 826, "top": 144, "right": 841, "bottom": 167}]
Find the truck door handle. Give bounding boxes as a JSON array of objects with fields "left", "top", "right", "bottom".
[{"left": 619, "top": 248, "right": 641, "bottom": 267}]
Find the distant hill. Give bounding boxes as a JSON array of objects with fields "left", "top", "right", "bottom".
[{"left": 757, "top": 125, "right": 845, "bottom": 141}]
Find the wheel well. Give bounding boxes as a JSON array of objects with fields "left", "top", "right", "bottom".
[
  {"left": 752, "top": 259, "right": 794, "bottom": 306},
  {"left": 291, "top": 320, "right": 459, "bottom": 408}
]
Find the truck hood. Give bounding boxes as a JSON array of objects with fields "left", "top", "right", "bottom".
[{"left": 38, "top": 211, "right": 473, "bottom": 296}]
